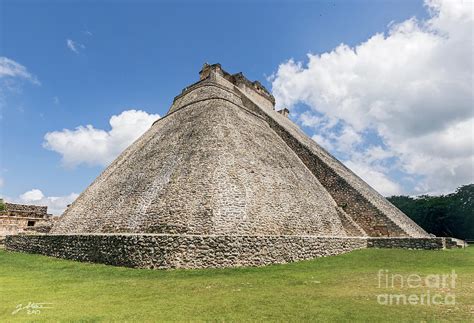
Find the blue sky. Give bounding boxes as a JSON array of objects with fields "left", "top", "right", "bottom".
[{"left": 1, "top": 0, "right": 472, "bottom": 214}]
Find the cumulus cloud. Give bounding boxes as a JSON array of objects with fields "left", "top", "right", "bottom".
[
  {"left": 43, "top": 109, "right": 160, "bottom": 167},
  {"left": 5, "top": 189, "right": 78, "bottom": 215},
  {"left": 66, "top": 39, "right": 85, "bottom": 54},
  {"left": 20, "top": 189, "right": 44, "bottom": 201},
  {"left": 271, "top": 0, "right": 473, "bottom": 195},
  {"left": 345, "top": 160, "right": 402, "bottom": 196}
]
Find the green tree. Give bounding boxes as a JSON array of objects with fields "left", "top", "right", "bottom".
[{"left": 388, "top": 184, "right": 474, "bottom": 240}]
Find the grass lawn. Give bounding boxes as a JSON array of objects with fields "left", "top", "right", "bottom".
[{"left": 0, "top": 247, "right": 473, "bottom": 322}]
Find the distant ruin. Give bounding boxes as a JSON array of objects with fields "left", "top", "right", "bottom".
[
  {"left": 5, "top": 64, "right": 463, "bottom": 268},
  {"left": 0, "top": 200, "right": 53, "bottom": 245}
]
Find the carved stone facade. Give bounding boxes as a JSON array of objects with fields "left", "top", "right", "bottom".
[{"left": 0, "top": 202, "right": 53, "bottom": 241}]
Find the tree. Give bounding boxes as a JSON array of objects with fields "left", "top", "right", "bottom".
[{"left": 388, "top": 184, "right": 474, "bottom": 240}]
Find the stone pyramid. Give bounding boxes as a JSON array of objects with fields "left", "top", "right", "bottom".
[
  {"left": 52, "top": 63, "right": 427, "bottom": 239},
  {"left": 8, "top": 64, "right": 443, "bottom": 269}
]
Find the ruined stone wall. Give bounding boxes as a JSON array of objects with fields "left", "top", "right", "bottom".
[
  {"left": 6, "top": 234, "right": 366, "bottom": 269},
  {"left": 5, "top": 234, "right": 453, "bottom": 269},
  {"left": 3, "top": 203, "right": 48, "bottom": 217},
  {"left": 0, "top": 223, "right": 21, "bottom": 235},
  {"left": 0, "top": 203, "right": 52, "bottom": 237},
  {"left": 198, "top": 63, "right": 275, "bottom": 109},
  {"left": 367, "top": 237, "right": 447, "bottom": 249}
]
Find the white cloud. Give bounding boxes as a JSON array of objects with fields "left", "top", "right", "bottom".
[
  {"left": 345, "top": 160, "right": 402, "bottom": 196},
  {"left": 271, "top": 0, "right": 473, "bottom": 195},
  {"left": 311, "top": 134, "right": 334, "bottom": 152},
  {"left": 5, "top": 189, "right": 79, "bottom": 215},
  {"left": 0, "top": 57, "right": 39, "bottom": 118},
  {"left": 43, "top": 109, "right": 160, "bottom": 167},
  {"left": 20, "top": 189, "right": 44, "bottom": 201},
  {"left": 66, "top": 39, "right": 85, "bottom": 54},
  {"left": 0, "top": 57, "right": 39, "bottom": 85}
]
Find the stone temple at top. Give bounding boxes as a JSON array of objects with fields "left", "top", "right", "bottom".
[{"left": 8, "top": 64, "right": 454, "bottom": 269}]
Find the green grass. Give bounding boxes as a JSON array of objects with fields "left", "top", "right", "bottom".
[{"left": 1, "top": 248, "right": 473, "bottom": 322}]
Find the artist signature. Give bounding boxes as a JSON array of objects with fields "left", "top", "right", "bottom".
[{"left": 12, "top": 302, "right": 53, "bottom": 315}]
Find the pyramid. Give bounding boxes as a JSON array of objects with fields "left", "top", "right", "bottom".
[
  {"left": 52, "top": 63, "right": 427, "bottom": 238},
  {"left": 8, "top": 64, "right": 439, "bottom": 269}
]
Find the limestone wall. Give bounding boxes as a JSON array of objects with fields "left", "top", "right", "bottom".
[
  {"left": 0, "top": 224, "right": 21, "bottom": 235},
  {"left": 5, "top": 234, "right": 453, "bottom": 269},
  {"left": 2, "top": 203, "right": 48, "bottom": 218},
  {"left": 367, "top": 237, "right": 447, "bottom": 249},
  {"left": 0, "top": 203, "right": 52, "bottom": 237},
  {"left": 6, "top": 234, "right": 366, "bottom": 269}
]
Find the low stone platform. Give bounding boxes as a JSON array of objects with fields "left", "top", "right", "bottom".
[{"left": 4, "top": 234, "right": 458, "bottom": 269}]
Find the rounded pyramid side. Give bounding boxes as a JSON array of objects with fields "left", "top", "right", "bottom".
[{"left": 52, "top": 82, "right": 353, "bottom": 236}]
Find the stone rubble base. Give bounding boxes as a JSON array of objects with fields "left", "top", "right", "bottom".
[{"left": 4, "top": 234, "right": 458, "bottom": 269}]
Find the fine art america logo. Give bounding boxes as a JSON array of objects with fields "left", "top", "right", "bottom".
[{"left": 377, "top": 269, "right": 457, "bottom": 306}]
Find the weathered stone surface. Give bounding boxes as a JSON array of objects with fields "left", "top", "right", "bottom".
[
  {"left": 51, "top": 85, "right": 350, "bottom": 237},
  {"left": 51, "top": 64, "right": 428, "bottom": 239},
  {"left": 0, "top": 202, "right": 53, "bottom": 238},
  {"left": 366, "top": 237, "right": 446, "bottom": 249},
  {"left": 5, "top": 234, "right": 366, "bottom": 269},
  {"left": 5, "top": 234, "right": 453, "bottom": 269}
]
